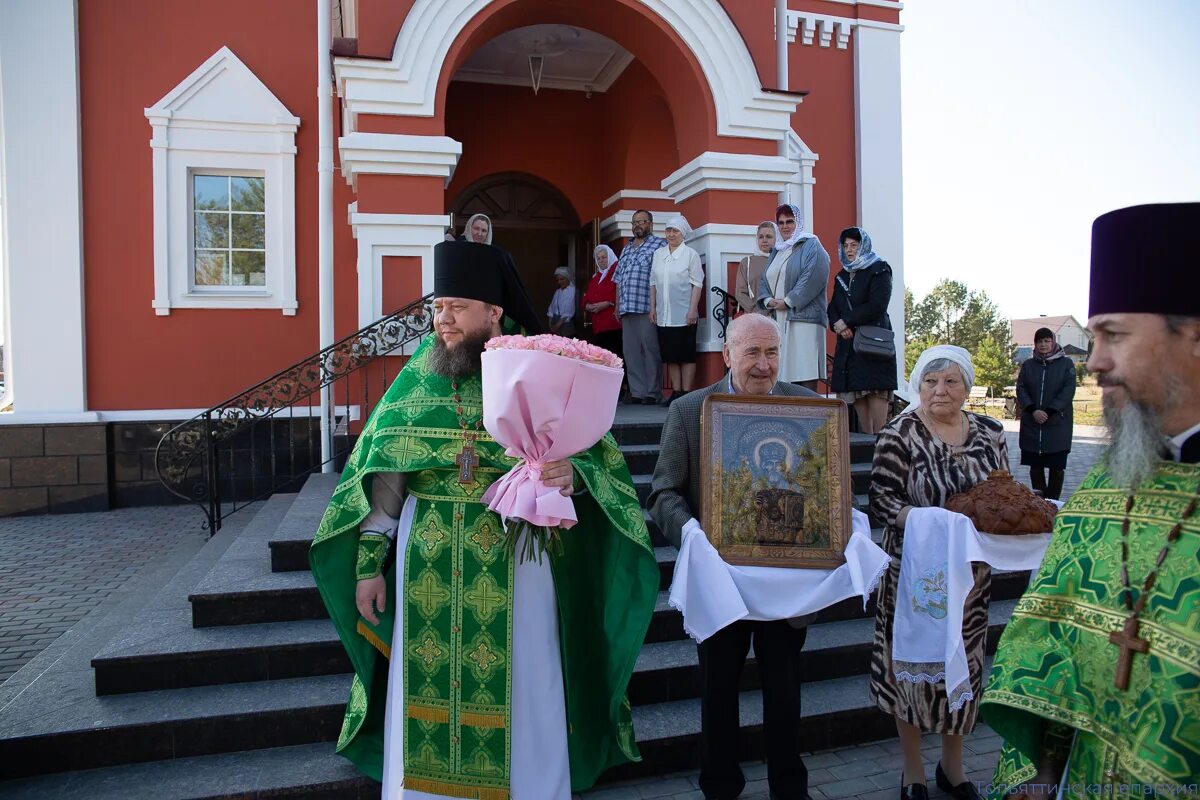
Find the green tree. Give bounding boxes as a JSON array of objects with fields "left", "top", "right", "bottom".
[
  {"left": 905, "top": 279, "right": 1010, "bottom": 356},
  {"left": 973, "top": 335, "right": 1017, "bottom": 396}
]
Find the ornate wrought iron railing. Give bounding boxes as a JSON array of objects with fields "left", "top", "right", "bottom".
[{"left": 155, "top": 294, "right": 434, "bottom": 531}]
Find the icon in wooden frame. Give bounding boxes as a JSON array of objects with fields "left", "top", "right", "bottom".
[{"left": 699, "top": 394, "right": 851, "bottom": 569}]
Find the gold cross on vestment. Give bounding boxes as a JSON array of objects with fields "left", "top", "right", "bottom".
[
  {"left": 1108, "top": 615, "right": 1149, "bottom": 691},
  {"left": 456, "top": 439, "right": 480, "bottom": 485}
]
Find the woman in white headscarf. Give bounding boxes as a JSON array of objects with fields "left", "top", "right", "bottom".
[
  {"left": 547, "top": 266, "right": 577, "bottom": 337},
  {"left": 582, "top": 244, "right": 622, "bottom": 358},
  {"left": 733, "top": 221, "right": 777, "bottom": 315},
  {"left": 868, "top": 345, "right": 1009, "bottom": 800},
  {"left": 649, "top": 215, "right": 704, "bottom": 404},
  {"left": 828, "top": 226, "right": 897, "bottom": 433},
  {"left": 462, "top": 213, "right": 493, "bottom": 245},
  {"left": 758, "top": 203, "right": 830, "bottom": 390}
]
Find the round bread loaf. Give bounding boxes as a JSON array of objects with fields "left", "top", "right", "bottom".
[{"left": 944, "top": 470, "right": 1057, "bottom": 535}]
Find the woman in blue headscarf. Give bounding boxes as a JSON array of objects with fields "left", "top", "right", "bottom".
[{"left": 827, "top": 226, "right": 897, "bottom": 434}]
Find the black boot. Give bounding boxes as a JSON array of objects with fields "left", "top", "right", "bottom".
[
  {"left": 1029, "top": 467, "right": 1047, "bottom": 496},
  {"left": 936, "top": 762, "right": 981, "bottom": 800},
  {"left": 900, "top": 772, "right": 928, "bottom": 800},
  {"left": 1047, "top": 469, "right": 1065, "bottom": 500}
]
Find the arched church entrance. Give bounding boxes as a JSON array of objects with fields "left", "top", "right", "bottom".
[{"left": 449, "top": 172, "right": 583, "bottom": 323}]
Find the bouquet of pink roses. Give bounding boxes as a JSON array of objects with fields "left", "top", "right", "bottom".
[{"left": 480, "top": 334, "right": 624, "bottom": 562}]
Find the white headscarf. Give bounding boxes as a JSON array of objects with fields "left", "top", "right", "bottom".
[
  {"left": 464, "top": 213, "right": 493, "bottom": 245},
  {"left": 774, "top": 203, "right": 814, "bottom": 251},
  {"left": 757, "top": 221, "right": 780, "bottom": 257},
  {"left": 903, "top": 344, "right": 976, "bottom": 414},
  {"left": 593, "top": 244, "right": 618, "bottom": 281},
  {"left": 664, "top": 214, "right": 693, "bottom": 241},
  {"left": 553, "top": 265, "right": 573, "bottom": 285}
]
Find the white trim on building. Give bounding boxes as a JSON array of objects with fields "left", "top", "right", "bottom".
[
  {"left": 0, "top": 0, "right": 88, "bottom": 415},
  {"left": 145, "top": 46, "right": 301, "bottom": 316},
  {"left": 348, "top": 204, "right": 449, "bottom": 332},
  {"left": 660, "top": 151, "right": 800, "bottom": 204},
  {"left": 854, "top": 23, "right": 906, "bottom": 385},
  {"left": 333, "top": 0, "right": 803, "bottom": 142},
  {"left": 338, "top": 132, "right": 462, "bottom": 189},
  {"left": 686, "top": 223, "right": 762, "bottom": 352}
]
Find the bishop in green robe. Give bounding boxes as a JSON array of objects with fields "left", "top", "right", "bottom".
[
  {"left": 310, "top": 242, "right": 659, "bottom": 799},
  {"left": 981, "top": 204, "right": 1200, "bottom": 798}
]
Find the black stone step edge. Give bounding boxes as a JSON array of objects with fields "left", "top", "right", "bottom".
[
  {"left": 266, "top": 472, "right": 341, "bottom": 572},
  {"left": 0, "top": 742, "right": 371, "bottom": 800}
]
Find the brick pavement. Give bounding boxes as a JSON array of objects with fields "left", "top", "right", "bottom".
[
  {"left": 579, "top": 724, "right": 1005, "bottom": 800},
  {"left": 0, "top": 504, "right": 207, "bottom": 683}
]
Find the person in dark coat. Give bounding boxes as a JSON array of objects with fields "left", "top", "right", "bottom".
[
  {"left": 827, "top": 227, "right": 898, "bottom": 433},
  {"left": 1016, "top": 327, "right": 1076, "bottom": 498}
]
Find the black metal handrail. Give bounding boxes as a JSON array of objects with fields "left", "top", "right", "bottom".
[{"left": 155, "top": 294, "right": 434, "bottom": 532}]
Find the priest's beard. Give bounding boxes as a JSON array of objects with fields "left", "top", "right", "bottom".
[
  {"left": 428, "top": 327, "right": 490, "bottom": 378},
  {"left": 1102, "top": 374, "right": 1184, "bottom": 491}
]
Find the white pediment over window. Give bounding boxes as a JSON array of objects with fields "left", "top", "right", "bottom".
[
  {"left": 146, "top": 47, "right": 300, "bottom": 315},
  {"left": 147, "top": 46, "right": 299, "bottom": 131}
]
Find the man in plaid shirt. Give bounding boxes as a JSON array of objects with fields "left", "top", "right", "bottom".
[{"left": 614, "top": 210, "right": 667, "bottom": 404}]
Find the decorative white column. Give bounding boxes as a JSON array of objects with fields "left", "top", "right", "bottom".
[
  {"left": 348, "top": 205, "right": 449, "bottom": 335},
  {"left": 0, "top": 1, "right": 89, "bottom": 418},
  {"left": 854, "top": 23, "right": 906, "bottom": 384}
]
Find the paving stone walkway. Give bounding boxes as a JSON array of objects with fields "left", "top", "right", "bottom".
[
  {"left": 0, "top": 505, "right": 207, "bottom": 682},
  {"left": 580, "top": 724, "right": 1004, "bottom": 800}
]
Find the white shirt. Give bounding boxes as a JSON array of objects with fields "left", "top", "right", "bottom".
[
  {"left": 1166, "top": 420, "right": 1200, "bottom": 462},
  {"left": 547, "top": 285, "right": 576, "bottom": 321},
  {"left": 650, "top": 243, "right": 704, "bottom": 327}
]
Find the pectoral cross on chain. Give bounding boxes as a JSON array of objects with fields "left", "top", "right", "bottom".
[
  {"left": 456, "top": 438, "right": 479, "bottom": 485},
  {"left": 1108, "top": 615, "right": 1149, "bottom": 691}
]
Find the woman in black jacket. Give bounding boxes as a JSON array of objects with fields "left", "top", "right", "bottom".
[
  {"left": 827, "top": 227, "right": 897, "bottom": 433},
  {"left": 1016, "top": 327, "right": 1076, "bottom": 498}
]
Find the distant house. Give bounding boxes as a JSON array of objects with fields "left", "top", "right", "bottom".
[{"left": 1011, "top": 315, "right": 1092, "bottom": 364}]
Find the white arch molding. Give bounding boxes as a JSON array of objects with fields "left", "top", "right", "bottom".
[{"left": 334, "top": 0, "right": 802, "bottom": 142}]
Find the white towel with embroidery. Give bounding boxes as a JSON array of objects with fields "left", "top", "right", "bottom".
[
  {"left": 893, "top": 506, "right": 1053, "bottom": 712},
  {"left": 668, "top": 508, "right": 890, "bottom": 643}
]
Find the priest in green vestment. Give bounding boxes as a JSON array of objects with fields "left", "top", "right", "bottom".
[
  {"left": 310, "top": 241, "right": 659, "bottom": 799},
  {"left": 982, "top": 204, "right": 1200, "bottom": 798}
]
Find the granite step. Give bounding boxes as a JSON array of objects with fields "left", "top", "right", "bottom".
[
  {"left": 0, "top": 672, "right": 352, "bottom": 780},
  {"left": 266, "top": 472, "right": 341, "bottom": 572},
  {"left": 0, "top": 742, "right": 373, "bottom": 800}
]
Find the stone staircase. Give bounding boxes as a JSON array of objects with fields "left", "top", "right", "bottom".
[{"left": 0, "top": 412, "right": 1031, "bottom": 799}]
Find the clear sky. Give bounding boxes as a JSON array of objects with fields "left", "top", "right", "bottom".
[{"left": 900, "top": 0, "right": 1200, "bottom": 324}]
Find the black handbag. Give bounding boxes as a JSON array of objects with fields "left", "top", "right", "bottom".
[
  {"left": 837, "top": 273, "right": 895, "bottom": 360},
  {"left": 853, "top": 325, "right": 895, "bottom": 359}
]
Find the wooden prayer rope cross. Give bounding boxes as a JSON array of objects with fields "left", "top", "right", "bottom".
[
  {"left": 456, "top": 439, "right": 479, "bottom": 485},
  {"left": 1108, "top": 615, "right": 1149, "bottom": 691}
]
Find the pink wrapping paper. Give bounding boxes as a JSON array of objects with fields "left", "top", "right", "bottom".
[{"left": 480, "top": 348, "right": 624, "bottom": 528}]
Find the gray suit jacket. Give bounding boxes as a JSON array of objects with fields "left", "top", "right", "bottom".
[{"left": 648, "top": 377, "right": 819, "bottom": 550}]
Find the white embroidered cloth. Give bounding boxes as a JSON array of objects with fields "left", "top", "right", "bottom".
[
  {"left": 892, "top": 506, "right": 1053, "bottom": 712},
  {"left": 668, "top": 509, "right": 890, "bottom": 643}
]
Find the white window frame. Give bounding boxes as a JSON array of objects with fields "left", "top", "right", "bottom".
[
  {"left": 146, "top": 47, "right": 299, "bottom": 315},
  {"left": 189, "top": 169, "right": 269, "bottom": 294}
]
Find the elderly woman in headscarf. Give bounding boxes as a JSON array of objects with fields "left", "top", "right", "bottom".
[
  {"left": 868, "top": 345, "right": 1008, "bottom": 800},
  {"left": 733, "top": 221, "right": 777, "bottom": 315},
  {"left": 828, "top": 226, "right": 898, "bottom": 433},
  {"left": 582, "top": 244, "right": 623, "bottom": 358},
  {"left": 649, "top": 215, "right": 704, "bottom": 404},
  {"left": 547, "top": 266, "right": 577, "bottom": 337},
  {"left": 461, "top": 213, "right": 493, "bottom": 244},
  {"left": 758, "top": 203, "right": 830, "bottom": 390}
]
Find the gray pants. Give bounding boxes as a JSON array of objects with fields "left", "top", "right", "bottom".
[{"left": 621, "top": 313, "right": 661, "bottom": 401}]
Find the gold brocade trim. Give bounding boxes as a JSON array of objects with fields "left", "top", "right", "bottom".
[
  {"left": 985, "top": 694, "right": 1188, "bottom": 789},
  {"left": 402, "top": 777, "right": 509, "bottom": 799},
  {"left": 1014, "top": 595, "right": 1200, "bottom": 671},
  {"left": 375, "top": 425, "right": 499, "bottom": 444},
  {"left": 356, "top": 620, "right": 391, "bottom": 659},
  {"left": 406, "top": 703, "right": 451, "bottom": 724},
  {"left": 460, "top": 711, "right": 507, "bottom": 728}
]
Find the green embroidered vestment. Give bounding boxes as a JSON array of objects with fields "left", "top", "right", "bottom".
[
  {"left": 310, "top": 335, "right": 658, "bottom": 797},
  {"left": 981, "top": 461, "right": 1200, "bottom": 796}
]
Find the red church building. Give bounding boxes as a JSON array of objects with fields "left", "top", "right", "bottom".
[{"left": 0, "top": 0, "right": 904, "bottom": 514}]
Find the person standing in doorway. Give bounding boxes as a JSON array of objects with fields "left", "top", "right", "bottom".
[
  {"left": 1016, "top": 327, "right": 1076, "bottom": 499},
  {"left": 461, "top": 213, "right": 493, "bottom": 244},
  {"left": 649, "top": 215, "right": 704, "bottom": 404},
  {"left": 759, "top": 203, "right": 830, "bottom": 391},
  {"left": 614, "top": 210, "right": 667, "bottom": 404}
]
